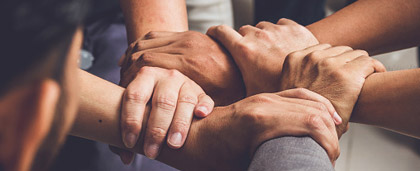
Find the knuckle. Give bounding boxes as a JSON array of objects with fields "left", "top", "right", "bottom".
[
  {"left": 236, "top": 42, "right": 254, "bottom": 55},
  {"left": 305, "top": 114, "right": 324, "bottom": 130},
  {"left": 319, "top": 57, "right": 336, "bottom": 67},
  {"left": 178, "top": 94, "right": 198, "bottom": 106},
  {"left": 144, "top": 31, "right": 158, "bottom": 39},
  {"left": 288, "top": 51, "right": 304, "bottom": 59},
  {"left": 239, "top": 25, "right": 252, "bottom": 32},
  {"left": 314, "top": 102, "right": 328, "bottom": 112},
  {"left": 138, "top": 66, "right": 155, "bottom": 74},
  {"left": 155, "top": 95, "right": 177, "bottom": 112},
  {"left": 353, "top": 49, "right": 369, "bottom": 57},
  {"left": 186, "top": 31, "right": 203, "bottom": 38},
  {"left": 291, "top": 88, "right": 311, "bottom": 98},
  {"left": 216, "top": 25, "right": 229, "bottom": 31},
  {"left": 241, "top": 107, "right": 265, "bottom": 123},
  {"left": 330, "top": 69, "right": 347, "bottom": 81},
  {"left": 251, "top": 94, "right": 274, "bottom": 104},
  {"left": 122, "top": 118, "right": 142, "bottom": 130},
  {"left": 336, "top": 46, "right": 353, "bottom": 51},
  {"left": 181, "top": 39, "right": 197, "bottom": 48},
  {"left": 254, "top": 30, "right": 269, "bottom": 39},
  {"left": 172, "top": 120, "right": 190, "bottom": 132},
  {"left": 167, "top": 69, "right": 183, "bottom": 78},
  {"left": 148, "top": 127, "right": 167, "bottom": 140},
  {"left": 125, "top": 90, "right": 149, "bottom": 104},
  {"left": 256, "top": 21, "right": 270, "bottom": 28},
  {"left": 306, "top": 50, "right": 323, "bottom": 63},
  {"left": 133, "top": 41, "right": 145, "bottom": 51},
  {"left": 141, "top": 53, "right": 155, "bottom": 64}
]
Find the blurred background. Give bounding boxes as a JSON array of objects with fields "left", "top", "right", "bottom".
[{"left": 231, "top": 0, "right": 420, "bottom": 170}]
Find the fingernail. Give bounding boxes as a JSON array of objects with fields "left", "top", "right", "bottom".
[
  {"left": 333, "top": 112, "right": 342, "bottom": 124},
  {"left": 168, "top": 132, "right": 183, "bottom": 147},
  {"left": 196, "top": 106, "right": 209, "bottom": 116},
  {"left": 145, "top": 143, "right": 160, "bottom": 159},
  {"left": 124, "top": 133, "right": 137, "bottom": 148}
]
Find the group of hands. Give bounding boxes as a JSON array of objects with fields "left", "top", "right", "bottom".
[{"left": 111, "top": 19, "right": 386, "bottom": 166}]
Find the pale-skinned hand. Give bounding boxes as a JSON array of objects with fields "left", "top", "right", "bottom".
[
  {"left": 207, "top": 19, "right": 318, "bottom": 96},
  {"left": 279, "top": 44, "right": 386, "bottom": 136},
  {"left": 112, "top": 66, "right": 214, "bottom": 163}
]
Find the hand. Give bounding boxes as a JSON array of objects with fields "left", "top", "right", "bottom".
[
  {"left": 207, "top": 19, "right": 318, "bottom": 96},
  {"left": 193, "top": 88, "right": 340, "bottom": 170},
  {"left": 279, "top": 44, "right": 386, "bottom": 136},
  {"left": 113, "top": 67, "right": 214, "bottom": 163},
  {"left": 119, "top": 31, "right": 245, "bottom": 105}
]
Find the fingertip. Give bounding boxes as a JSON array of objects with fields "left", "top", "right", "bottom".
[
  {"left": 195, "top": 105, "right": 210, "bottom": 118},
  {"left": 333, "top": 112, "right": 342, "bottom": 125},
  {"left": 206, "top": 26, "right": 217, "bottom": 36},
  {"left": 123, "top": 132, "right": 137, "bottom": 149},
  {"left": 373, "top": 59, "right": 387, "bottom": 72},
  {"left": 167, "top": 132, "right": 184, "bottom": 149}
]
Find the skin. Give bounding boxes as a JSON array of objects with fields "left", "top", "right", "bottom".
[
  {"left": 307, "top": 0, "right": 420, "bottom": 55},
  {"left": 119, "top": 0, "right": 188, "bottom": 44},
  {"left": 72, "top": 71, "right": 340, "bottom": 170},
  {"left": 122, "top": 0, "right": 420, "bottom": 138},
  {"left": 73, "top": 0, "right": 340, "bottom": 168},
  {"left": 206, "top": 22, "right": 388, "bottom": 137},
  {"left": 119, "top": 31, "right": 246, "bottom": 105},
  {"left": 114, "top": 0, "right": 205, "bottom": 162},
  {"left": 206, "top": 21, "right": 420, "bottom": 138}
]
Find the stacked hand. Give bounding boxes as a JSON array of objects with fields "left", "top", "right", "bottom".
[
  {"left": 115, "top": 18, "right": 384, "bottom": 166},
  {"left": 208, "top": 19, "right": 386, "bottom": 137},
  {"left": 119, "top": 31, "right": 245, "bottom": 105},
  {"left": 112, "top": 66, "right": 215, "bottom": 163},
  {"left": 278, "top": 44, "right": 386, "bottom": 136},
  {"left": 189, "top": 88, "right": 340, "bottom": 170},
  {"left": 207, "top": 19, "right": 319, "bottom": 96}
]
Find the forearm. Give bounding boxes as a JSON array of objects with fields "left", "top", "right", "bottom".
[
  {"left": 307, "top": 0, "right": 420, "bottom": 55},
  {"left": 71, "top": 70, "right": 237, "bottom": 170},
  {"left": 351, "top": 69, "right": 420, "bottom": 138},
  {"left": 120, "top": 0, "right": 188, "bottom": 43}
]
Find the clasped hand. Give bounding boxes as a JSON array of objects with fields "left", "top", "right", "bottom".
[{"left": 114, "top": 18, "right": 386, "bottom": 165}]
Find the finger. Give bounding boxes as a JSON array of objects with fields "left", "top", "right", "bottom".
[
  {"left": 285, "top": 44, "right": 332, "bottom": 67},
  {"left": 129, "top": 46, "right": 181, "bottom": 64},
  {"left": 119, "top": 53, "right": 127, "bottom": 67},
  {"left": 144, "top": 71, "right": 184, "bottom": 159},
  {"left": 133, "top": 38, "right": 176, "bottom": 52},
  {"left": 255, "top": 21, "right": 275, "bottom": 30},
  {"left": 307, "top": 118, "right": 340, "bottom": 163},
  {"left": 277, "top": 88, "right": 342, "bottom": 124},
  {"left": 288, "top": 44, "right": 332, "bottom": 60},
  {"left": 121, "top": 70, "right": 155, "bottom": 149},
  {"left": 345, "top": 56, "right": 386, "bottom": 78},
  {"left": 310, "top": 46, "right": 353, "bottom": 60},
  {"left": 167, "top": 82, "right": 198, "bottom": 149},
  {"left": 120, "top": 41, "right": 141, "bottom": 67},
  {"left": 195, "top": 93, "right": 215, "bottom": 118},
  {"left": 238, "top": 25, "right": 261, "bottom": 36},
  {"left": 332, "top": 50, "right": 369, "bottom": 63},
  {"left": 143, "top": 31, "right": 178, "bottom": 40},
  {"left": 109, "top": 146, "right": 135, "bottom": 165},
  {"left": 136, "top": 52, "right": 182, "bottom": 70},
  {"left": 207, "top": 25, "right": 242, "bottom": 51},
  {"left": 277, "top": 18, "right": 299, "bottom": 25}
]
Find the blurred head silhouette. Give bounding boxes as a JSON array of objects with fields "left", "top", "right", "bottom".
[{"left": 0, "top": 0, "right": 88, "bottom": 170}]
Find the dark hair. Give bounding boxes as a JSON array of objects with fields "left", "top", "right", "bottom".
[{"left": 0, "top": 0, "right": 89, "bottom": 96}]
